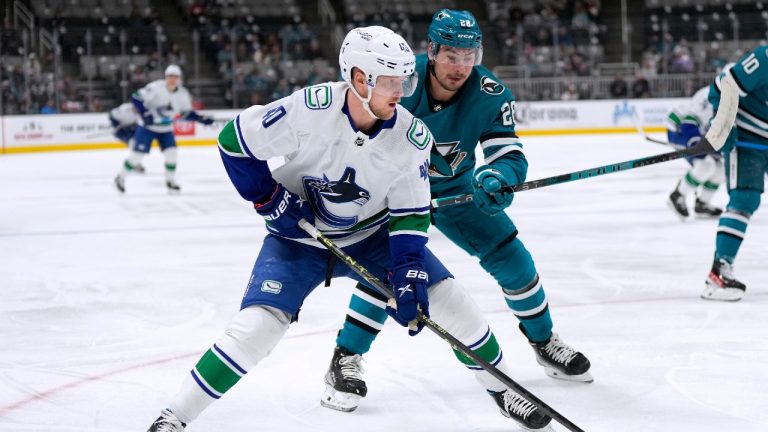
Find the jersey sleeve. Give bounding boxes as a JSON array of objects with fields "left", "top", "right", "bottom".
[
  {"left": 387, "top": 135, "right": 433, "bottom": 269},
  {"left": 728, "top": 45, "right": 768, "bottom": 94},
  {"left": 216, "top": 92, "right": 303, "bottom": 203},
  {"left": 479, "top": 88, "right": 528, "bottom": 184}
]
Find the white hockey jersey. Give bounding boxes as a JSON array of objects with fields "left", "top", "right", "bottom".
[
  {"left": 132, "top": 79, "right": 193, "bottom": 133},
  {"left": 665, "top": 86, "right": 713, "bottom": 135},
  {"left": 217, "top": 81, "right": 434, "bottom": 248},
  {"left": 109, "top": 102, "right": 139, "bottom": 128}
]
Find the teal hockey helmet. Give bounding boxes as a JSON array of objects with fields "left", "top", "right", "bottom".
[{"left": 428, "top": 9, "right": 483, "bottom": 66}]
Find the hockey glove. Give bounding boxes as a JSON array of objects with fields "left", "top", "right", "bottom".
[
  {"left": 472, "top": 165, "right": 514, "bottom": 216},
  {"left": 199, "top": 116, "right": 215, "bottom": 126},
  {"left": 141, "top": 112, "right": 154, "bottom": 126},
  {"left": 385, "top": 263, "right": 429, "bottom": 336},
  {"left": 254, "top": 183, "right": 315, "bottom": 239}
]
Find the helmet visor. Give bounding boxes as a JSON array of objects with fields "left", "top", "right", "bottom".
[
  {"left": 372, "top": 74, "right": 418, "bottom": 98},
  {"left": 433, "top": 45, "right": 482, "bottom": 67}
]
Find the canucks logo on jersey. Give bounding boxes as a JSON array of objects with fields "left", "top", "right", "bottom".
[{"left": 302, "top": 167, "right": 370, "bottom": 229}]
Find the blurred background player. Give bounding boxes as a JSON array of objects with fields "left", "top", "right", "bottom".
[
  {"left": 701, "top": 46, "right": 768, "bottom": 302},
  {"left": 146, "top": 26, "right": 553, "bottom": 432},
  {"left": 666, "top": 85, "right": 724, "bottom": 220},
  {"left": 108, "top": 102, "right": 144, "bottom": 174},
  {"left": 321, "top": 9, "right": 592, "bottom": 417},
  {"left": 114, "top": 65, "right": 214, "bottom": 194}
]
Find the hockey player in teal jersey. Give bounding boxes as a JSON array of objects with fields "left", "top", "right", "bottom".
[
  {"left": 321, "top": 8, "right": 592, "bottom": 415},
  {"left": 701, "top": 45, "right": 768, "bottom": 301}
]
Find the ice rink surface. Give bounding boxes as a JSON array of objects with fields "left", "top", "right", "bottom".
[{"left": 0, "top": 134, "right": 765, "bottom": 432}]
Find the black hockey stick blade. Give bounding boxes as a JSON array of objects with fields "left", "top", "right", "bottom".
[
  {"left": 298, "top": 219, "right": 586, "bottom": 432},
  {"left": 431, "top": 138, "right": 715, "bottom": 208}
]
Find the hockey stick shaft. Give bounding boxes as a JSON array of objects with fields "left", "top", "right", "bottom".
[
  {"left": 431, "top": 138, "right": 715, "bottom": 208},
  {"left": 298, "top": 219, "right": 585, "bottom": 432}
]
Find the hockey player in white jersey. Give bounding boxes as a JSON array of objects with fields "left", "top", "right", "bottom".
[
  {"left": 113, "top": 64, "right": 214, "bottom": 194},
  {"left": 666, "top": 85, "right": 724, "bottom": 219},
  {"left": 108, "top": 102, "right": 144, "bottom": 173},
  {"left": 146, "top": 26, "right": 553, "bottom": 432}
]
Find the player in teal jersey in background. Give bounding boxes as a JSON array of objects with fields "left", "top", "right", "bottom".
[
  {"left": 701, "top": 45, "right": 768, "bottom": 301},
  {"left": 320, "top": 9, "right": 592, "bottom": 419}
]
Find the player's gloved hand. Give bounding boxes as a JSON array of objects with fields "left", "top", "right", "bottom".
[
  {"left": 254, "top": 183, "right": 315, "bottom": 239},
  {"left": 199, "top": 116, "right": 215, "bottom": 126},
  {"left": 141, "top": 112, "right": 154, "bottom": 126},
  {"left": 385, "top": 263, "right": 429, "bottom": 336},
  {"left": 472, "top": 165, "right": 514, "bottom": 216}
]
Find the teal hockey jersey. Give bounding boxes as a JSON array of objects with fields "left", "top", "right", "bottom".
[
  {"left": 400, "top": 54, "right": 527, "bottom": 195},
  {"left": 709, "top": 44, "right": 768, "bottom": 145}
]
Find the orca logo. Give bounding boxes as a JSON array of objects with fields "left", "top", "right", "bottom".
[
  {"left": 480, "top": 76, "right": 504, "bottom": 95},
  {"left": 303, "top": 167, "right": 370, "bottom": 229}
]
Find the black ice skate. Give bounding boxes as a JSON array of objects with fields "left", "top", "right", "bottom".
[
  {"left": 490, "top": 389, "right": 553, "bottom": 431},
  {"left": 147, "top": 408, "right": 186, "bottom": 432},
  {"left": 702, "top": 259, "right": 746, "bottom": 301},
  {"left": 694, "top": 199, "right": 723, "bottom": 218},
  {"left": 114, "top": 175, "right": 125, "bottom": 193},
  {"left": 667, "top": 188, "right": 689, "bottom": 220},
  {"left": 320, "top": 346, "right": 367, "bottom": 412},
  {"left": 521, "top": 325, "right": 593, "bottom": 383},
  {"left": 166, "top": 180, "right": 181, "bottom": 193}
]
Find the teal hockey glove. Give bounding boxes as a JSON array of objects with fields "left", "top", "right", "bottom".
[
  {"left": 472, "top": 165, "right": 514, "bottom": 216},
  {"left": 385, "top": 263, "right": 429, "bottom": 336}
]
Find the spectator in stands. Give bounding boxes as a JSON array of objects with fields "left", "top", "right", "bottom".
[
  {"left": 631, "top": 72, "right": 650, "bottom": 98},
  {"left": 561, "top": 83, "right": 579, "bottom": 100},
  {"left": 609, "top": 73, "right": 628, "bottom": 98}
]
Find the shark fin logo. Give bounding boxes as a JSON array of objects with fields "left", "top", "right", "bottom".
[{"left": 480, "top": 76, "right": 504, "bottom": 95}]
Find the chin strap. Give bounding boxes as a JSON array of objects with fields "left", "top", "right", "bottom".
[{"left": 348, "top": 83, "right": 381, "bottom": 120}]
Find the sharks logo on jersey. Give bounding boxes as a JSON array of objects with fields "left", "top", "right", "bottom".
[
  {"left": 429, "top": 141, "right": 466, "bottom": 177},
  {"left": 303, "top": 167, "right": 370, "bottom": 229},
  {"left": 480, "top": 76, "right": 504, "bottom": 96}
]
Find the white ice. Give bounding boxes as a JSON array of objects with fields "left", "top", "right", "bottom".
[{"left": 0, "top": 134, "right": 765, "bottom": 432}]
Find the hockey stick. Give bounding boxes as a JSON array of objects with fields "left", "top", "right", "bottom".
[
  {"left": 632, "top": 113, "right": 668, "bottom": 145},
  {"left": 298, "top": 219, "right": 585, "bottom": 432},
  {"left": 431, "top": 138, "right": 716, "bottom": 208}
]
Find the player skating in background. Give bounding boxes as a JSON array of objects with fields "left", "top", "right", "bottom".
[
  {"left": 701, "top": 46, "right": 768, "bottom": 301},
  {"left": 108, "top": 102, "right": 144, "bottom": 174},
  {"left": 114, "top": 65, "right": 214, "bottom": 194},
  {"left": 146, "top": 26, "right": 553, "bottom": 432},
  {"left": 666, "top": 85, "right": 724, "bottom": 220},
  {"left": 321, "top": 8, "right": 591, "bottom": 417}
]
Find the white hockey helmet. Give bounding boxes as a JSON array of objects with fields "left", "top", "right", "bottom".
[
  {"left": 339, "top": 26, "right": 417, "bottom": 104},
  {"left": 165, "top": 64, "right": 182, "bottom": 77}
]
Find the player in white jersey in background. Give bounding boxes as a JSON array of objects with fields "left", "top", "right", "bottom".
[
  {"left": 666, "top": 85, "right": 724, "bottom": 219},
  {"left": 145, "top": 26, "right": 553, "bottom": 432},
  {"left": 114, "top": 64, "right": 214, "bottom": 194},
  {"left": 108, "top": 102, "right": 144, "bottom": 173}
]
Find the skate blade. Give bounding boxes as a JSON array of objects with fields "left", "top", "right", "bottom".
[
  {"left": 320, "top": 385, "right": 360, "bottom": 412},
  {"left": 521, "top": 425, "right": 556, "bottom": 432},
  {"left": 693, "top": 212, "right": 721, "bottom": 220},
  {"left": 701, "top": 283, "right": 744, "bottom": 302},
  {"left": 543, "top": 367, "right": 594, "bottom": 383},
  {"left": 666, "top": 200, "right": 688, "bottom": 222}
]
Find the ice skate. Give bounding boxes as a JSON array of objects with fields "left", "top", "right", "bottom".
[
  {"left": 694, "top": 198, "right": 722, "bottom": 218},
  {"left": 521, "top": 325, "right": 593, "bottom": 383},
  {"left": 320, "top": 346, "right": 367, "bottom": 412},
  {"left": 490, "top": 388, "right": 554, "bottom": 431},
  {"left": 702, "top": 259, "right": 746, "bottom": 301},
  {"left": 667, "top": 188, "right": 688, "bottom": 220},
  {"left": 166, "top": 180, "right": 181, "bottom": 194},
  {"left": 114, "top": 175, "right": 125, "bottom": 194},
  {"left": 147, "top": 408, "right": 185, "bottom": 432}
]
